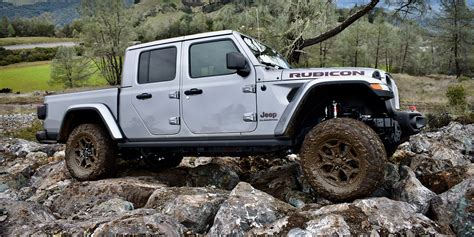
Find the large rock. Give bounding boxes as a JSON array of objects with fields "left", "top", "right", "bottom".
[
  {"left": 50, "top": 176, "right": 165, "bottom": 218},
  {"left": 431, "top": 178, "right": 474, "bottom": 231},
  {"left": 419, "top": 163, "right": 474, "bottom": 194},
  {"left": 145, "top": 186, "right": 229, "bottom": 233},
  {"left": 91, "top": 209, "right": 188, "bottom": 236},
  {"left": 451, "top": 187, "right": 474, "bottom": 236},
  {"left": 372, "top": 162, "right": 400, "bottom": 198},
  {"left": 17, "top": 209, "right": 187, "bottom": 236},
  {"left": 208, "top": 182, "right": 294, "bottom": 236},
  {"left": 250, "top": 197, "right": 444, "bottom": 235},
  {"left": 392, "top": 166, "right": 436, "bottom": 214},
  {"left": 0, "top": 138, "right": 63, "bottom": 157},
  {"left": 246, "top": 163, "right": 303, "bottom": 201},
  {"left": 0, "top": 199, "right": 56, "bottom": 236},
  {"left": 396, "top": 122, "right": 472, "bottom": 177}
]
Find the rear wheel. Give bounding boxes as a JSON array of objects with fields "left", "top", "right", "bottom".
[
  {"left": 300, "top": 118, "right": 386, "bottom": 201},
  {"left": 65, "top": 123, "right": 117, "bottom": 181}
]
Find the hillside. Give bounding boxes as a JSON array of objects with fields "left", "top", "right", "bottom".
[{"left": 0, "top": 0, "right": 134, "bottom": 25}]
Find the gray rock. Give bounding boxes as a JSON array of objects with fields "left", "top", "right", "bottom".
[
  {"left": 145, "top": 186, "right": 229, "bottom": 233},
  {"left": 372, "top": 162, "right": 400, "bottom": 198},
  {"left": 91, "top": 210, "right": 188, "bottom": 236},
  {"left": 89, "top": 198, "right": 134, "bottom": 217},
  {"left": 431, "top": 178, "right": 474, "bottom": 228},
  {"left": 52, "top": 150, "right": 65, "bottom": 160},
  {"left": 246, "top": 163, "right": 301, "bottom": 201},
  {"left": 392, "top": 166, "right": 436, "bottom": 214},
  {"left": 0, "top": 199, "right": 56, "bottom": 236},
  {"left": 395, "top": 122, "right": 472, "bottom": 177},
  {"left": 251, "top": 197, "right": 443, "bottom": 235},
  {"left": 25, "top": 151, "right": 48, "bottom": 161},
  {"left": 18, "top": 209, "right": 187, "bottom": 236},
  {"left": 353, "top": 198, "right": 441, "bottom": 234},
  {"left": 451, "top": 188, "right": 474, "bottom": 236},
  {"left": 208, "top": 182, "right": 294, "bottom": 236},
  {"left": 50, "top": 176, "right": 165, "bottom": 219}
]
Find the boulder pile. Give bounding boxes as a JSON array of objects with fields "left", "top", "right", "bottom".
[{"left": 0, "top": 122, "right": 472, "bottom": 236}]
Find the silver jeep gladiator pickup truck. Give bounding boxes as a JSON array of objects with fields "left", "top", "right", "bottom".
[{"left": 37, "top": 30, "right": 425, "bottom": 200}]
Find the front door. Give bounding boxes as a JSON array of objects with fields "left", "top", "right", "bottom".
[
  {"left": 120, "top": 43, "right": 181, "bottom": 138},
  {"left": 181, "top": 37, "right": 257, "bottom": 134}
]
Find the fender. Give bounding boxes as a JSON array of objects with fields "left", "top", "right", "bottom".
[
  {"left": 61, "top": 104, "right": 123, "bottom": 140},
  {"left": 274, "top": 80, "right": 393, "bottom": 136}
]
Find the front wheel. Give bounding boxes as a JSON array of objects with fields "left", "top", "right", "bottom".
[
  {"left": 65, "top": 123, "right": 117, "bottom": 181},
  {"left": 300, "top": 118, "right": 387, "bottom": 201}
]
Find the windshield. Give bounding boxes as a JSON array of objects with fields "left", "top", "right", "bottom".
[{"left": 241, "top": 35, "right": 291, "bottom": 69}]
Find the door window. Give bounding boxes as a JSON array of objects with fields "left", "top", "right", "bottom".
[
  {"left": 138, "top": 47, "right": 177, "bottom": 84},
  {"left": 189, "top": 40, "right": 239, "bottom": 78}
]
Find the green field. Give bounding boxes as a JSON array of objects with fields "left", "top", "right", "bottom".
[
  {"left": 0, "top": 61, "right": 107, "bottom": 93},
  {"left": 0, "top": 37, "right": 77, "bottom": 47}
]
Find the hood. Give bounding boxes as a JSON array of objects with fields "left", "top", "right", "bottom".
[{"left": 281, "top": 67, "right": 383, "bottom": 81}]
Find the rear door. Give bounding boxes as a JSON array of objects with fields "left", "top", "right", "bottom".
[
  {"left": 181, "top": 36, "right": 257, "bottom": 134},
  {"left": 120, "top": 43, "right": 181, "bottom": 138}
]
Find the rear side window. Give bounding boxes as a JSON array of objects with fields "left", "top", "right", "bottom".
[
  {"left": 189, "top": 40, "right": 239, "bottom": 78},
  {"left": 138, "top": 47, "right": 177, "bottom": 84}
]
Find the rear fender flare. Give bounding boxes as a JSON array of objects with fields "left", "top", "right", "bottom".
[{"left": 60, "top": 104, "right": 123, "bottom": 140}]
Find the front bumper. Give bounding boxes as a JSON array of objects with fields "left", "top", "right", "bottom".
[{"left": 394, "top": 111, "right": 426, "bottom": 138}]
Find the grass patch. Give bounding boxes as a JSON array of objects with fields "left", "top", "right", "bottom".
[
  {"left": 5, "top": 119, "right": 43, "bottom": 141},
  {"left": 393, "top": 73, "right": 474, "bottom": 114},
  {"left": 0, "top": 61, "right": 107, "bottom": 93},
  {"left": 0, "top": 37, "right": 77, "bottom": 47}
]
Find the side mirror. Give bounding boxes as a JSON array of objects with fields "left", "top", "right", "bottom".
[{"left": 227, "top": 52, "right": 251, "bottom": 77}]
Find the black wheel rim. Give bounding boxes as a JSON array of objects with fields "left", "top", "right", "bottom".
[
  {"left": 316, "top": 139, "right": 363, "bottom": 187},
  {"left": 72, "top": 134, "right": 98, "bottom": 170}
]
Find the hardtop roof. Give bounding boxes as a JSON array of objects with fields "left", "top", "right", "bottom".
[{"left": 127, "top": 30, "right": 235, "bottom": 51}]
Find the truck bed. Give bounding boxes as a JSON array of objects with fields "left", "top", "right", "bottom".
[{"left": 43, "top": 88, "right": 119, "bottom": 135}]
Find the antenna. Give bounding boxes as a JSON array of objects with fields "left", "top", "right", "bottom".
[{"left": 256, "top": 8, "right": 260, "bottom": 40}]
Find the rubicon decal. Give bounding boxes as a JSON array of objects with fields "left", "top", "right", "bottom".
[
  {"left": 259, "top": 112, "right": 278, "bottom": 121},
  {"left": 289, "top": 70, "right": 365, "bottom": 78}
]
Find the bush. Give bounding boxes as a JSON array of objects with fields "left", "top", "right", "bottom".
[
  {"left": 0, "top": 88, "right": 12, "bottom": 93},
  {"left": 455, "top": 111, "right": 474, "bottom": 125},
  {"left": 446, "top": 84, "right": 467, "bottom": 111},
  {"left": 426, "top": 105, "right": 453, "bottom": 129},
  {"left": 0, "top": 47, "right": 58, "bottom": 66}
]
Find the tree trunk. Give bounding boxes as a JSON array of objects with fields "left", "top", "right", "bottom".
[
  {"left": 401, "top": 41, "right": 409, "bottom": 73},
  {"left": 289, "top": 0, "right": 379, "bottom": 63},
  {"left": 453, "top": 2, "right": 461, "bottom": 78},
  {"left": 374, "top": 28, "right": 381, "bottom": 68}
]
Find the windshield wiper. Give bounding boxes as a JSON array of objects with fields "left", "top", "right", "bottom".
[{"left": 261, "top": 61, "right": 283, "bottom": 69}]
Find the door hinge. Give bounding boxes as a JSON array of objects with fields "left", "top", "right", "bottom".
[
  {"left": 169, "top": 91, "right": 180, "bottom": 99},
  {"left": 243, "top": 112, "right": 257, "bottom": 122},
  {"left": 169, "top": 117, "right": 180, "bottom": 125},
  {"left": 242, "top": 84, "right": 256, "bottom": 93}
]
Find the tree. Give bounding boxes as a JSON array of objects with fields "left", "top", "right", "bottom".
[
  {"left": 49, "top": 47, "right": 93, "bottom": 88},
  {"left": 433, "top": 0, "right": 474, "bottom": 77},
  {"left": 7, "top": 24, "right": 15, "bottom": 37},
  {"left": 0, "top": 16, "right": 9, "bottom": 38},
  {"left": 80, "top": 0, "right": 136, "bottom": 85}
]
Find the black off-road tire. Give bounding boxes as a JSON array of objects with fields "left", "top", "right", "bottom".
[
  {"left": 65, "top": 123, "right": 117, "bottom": 181},
  {"left": 300, "top": 118, "right": 387, "bottom": 201}
]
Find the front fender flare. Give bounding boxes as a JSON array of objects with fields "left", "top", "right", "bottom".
[
  {"left": 274, "top": 80, "right": 393, "bottom": 136},
  {"left": 61, "top": 104, "right": 123, "bottom": 140}
]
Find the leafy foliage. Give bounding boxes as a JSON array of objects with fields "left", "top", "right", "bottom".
[
  {"left": 80, "top": 0, "right": 136, "bottom": 85},
  {"left": 446, "top": 84, "right": 467, "bottom": 111},
  {"left": 49, "top": 46, "right": 93, "bottom": 88}
]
